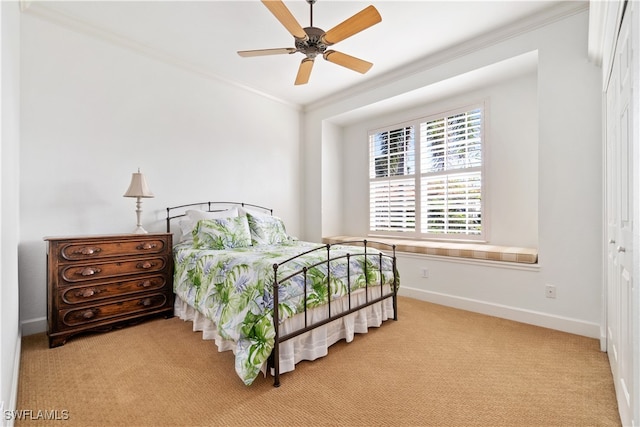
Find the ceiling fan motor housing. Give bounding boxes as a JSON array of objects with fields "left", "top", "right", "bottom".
[{"left": 295, "top": 27, "right": 327, "bottom": 59}]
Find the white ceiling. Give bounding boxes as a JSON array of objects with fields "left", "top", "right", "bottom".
[{"left": 25, "top": 0, "right": 582, "bottom": 108}]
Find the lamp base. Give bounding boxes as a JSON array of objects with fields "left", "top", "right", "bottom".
[
  {"left": 130, "top": 197, "right": 148, "bottom": 234},
  {"left": 132, "top": 225, "right": 149, "bottom": 234}
]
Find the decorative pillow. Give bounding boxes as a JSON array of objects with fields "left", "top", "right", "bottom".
[
  {"left": 192, "top": 215, "right": 252, "bottom": 249},
  {"left": 238, "top": 206, "right": 272, "bottom": 218},
  {"left": 246, "top": 213, "right": 289, "bottom": 245},
  {"left": 178, "top": 207, "right": 239, "bottom": 242}
]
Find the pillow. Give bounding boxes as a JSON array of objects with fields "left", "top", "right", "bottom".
[
  {"left": 238, "top": 205, "right": 272, "bottom": 218},
  {"left": 192, "top": 215, "right": 252, "bottom": 249},
  {"left": 246, "top": 213, "right": 289, "bottom": 245},
  {"left": 178, "top": 207, "right": 239, "bottom": 242}
]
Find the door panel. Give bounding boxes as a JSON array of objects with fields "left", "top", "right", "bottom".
[{"left": 605, "top": 4, "right": 636, "bottom": 426}]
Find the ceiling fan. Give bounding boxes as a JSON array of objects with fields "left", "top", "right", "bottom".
[{"left": 237, "top": 0, "right": 382, "bottom": 85}]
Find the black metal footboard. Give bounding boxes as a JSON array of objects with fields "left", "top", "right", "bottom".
[{"left": 270, "top": 240, "right": 398, "bottom": 387}]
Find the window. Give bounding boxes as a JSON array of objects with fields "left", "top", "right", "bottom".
[{"left": 369, "top": 105, "right": 484, "bottom": 240}]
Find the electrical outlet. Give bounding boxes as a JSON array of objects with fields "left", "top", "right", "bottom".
[
  {"left": 545, "top": 284, "right": 556, "bottom": 299},
  {"left": 421, "top": 268, "right": 429, "bottom": 278}
]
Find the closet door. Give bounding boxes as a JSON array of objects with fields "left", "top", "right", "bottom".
[{"left": 605, "top": 4, "right": 636, "bottom": 426}]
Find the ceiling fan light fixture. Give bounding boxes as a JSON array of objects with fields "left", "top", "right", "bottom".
[{"left": 237, "top": 0, "right": 381, "bottom": 85}]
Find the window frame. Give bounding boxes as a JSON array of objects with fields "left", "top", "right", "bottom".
[{"left": 368, "top": 102, "right": 487, "bottom": 242}]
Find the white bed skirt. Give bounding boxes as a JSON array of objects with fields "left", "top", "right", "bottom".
[{"left": 174, "top": 285, "right": 395, "bottom": 377}]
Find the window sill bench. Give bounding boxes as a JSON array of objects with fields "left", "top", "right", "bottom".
[{"left": 322, "top": 236, "right": 538, "bottom": 265}]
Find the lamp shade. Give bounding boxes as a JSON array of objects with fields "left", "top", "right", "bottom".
[{"left": 123, "top": 169, "right": 154, "bottom": 198}]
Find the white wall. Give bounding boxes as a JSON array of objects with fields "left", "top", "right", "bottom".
[
  {"left": 19, "top": 13, "right": 302, "bottom": 334},
  {"left": 321, "top": 120, "right": 343, "bottom": 238},
  {"left": 1, "top": 0, "right": 22, "bottom": 421},
  {"left": 303, "top": 10, "right": 603, "bottom": 338}
]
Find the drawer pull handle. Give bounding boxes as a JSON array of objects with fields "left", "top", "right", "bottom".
[
  {"left": 81, "top": 309, "right": 98, "bottom": 319},
  {"left": 139, "top": 298, "right": 152, "bottom": 307},
  {"left": 138, "top": 280, "right": 153, "bottom": 288},
  {"left": 75, "top": 288, "right": 99, "bottom": 298},
  {"left": 617, "top": 246, "right": 626, "bottom": 253},
  {"left": 137, "top": 261, "right": 154, "bottom": 269},
  {"left": 75, "top": 247, "right": 101, "bottom": 256},
  {"left": 79, "top": 267, "right": 101, "bottom": 276},
  {"left": 137, "top": 242, "right": 157, "bottom": 250}
]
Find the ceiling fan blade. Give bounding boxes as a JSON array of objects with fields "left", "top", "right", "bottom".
[
  {"left": 323, "top": 50, "right": 373, "bottom": 74},
  {"left": 321, "top": 5, "right": 381, "bottom": 45},
  {"left": 295, "top": 58, "right": 314, "bottom": 85},
  {"left": 237, "top": 48, "right": 297, "bottom": 57},
  {"left": 261, "top": 0, "right": 309, "bottom": 41}
]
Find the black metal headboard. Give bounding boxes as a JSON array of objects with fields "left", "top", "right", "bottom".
[{"left": 165, "top": 201, "right": 273, "bottom": 232}]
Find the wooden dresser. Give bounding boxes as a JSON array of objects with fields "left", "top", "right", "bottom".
[{"left": 45, "top": 233, "right": 174, "bottom": 347}]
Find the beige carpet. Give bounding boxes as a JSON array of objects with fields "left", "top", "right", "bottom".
[{"left": 16, "top": 297, "right": 620, "bottom": 426}]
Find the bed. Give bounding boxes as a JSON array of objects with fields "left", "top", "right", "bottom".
[{"left": 166, "top": 202, "right": 399, "bottom": 386}]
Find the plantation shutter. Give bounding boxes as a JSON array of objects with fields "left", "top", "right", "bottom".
[
  {"left": 369, "top": 127, "right": 416, "bottom": 233},
  {"left": 420, "top": 109, "right": 482, "bottom": 236},
  {"left": 421, "top": 173, "right": 482, "bottom": 235}
]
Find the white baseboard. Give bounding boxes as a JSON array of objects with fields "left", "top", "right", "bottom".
[
  {"left": 3, "top": 329, "right": 22, "bottom": 427},
  {"left": 20, "top": 317, "right": 46, "bottom": 337},
  {"left": 398, "top": 286, "right": 601, "bottom": 339}
]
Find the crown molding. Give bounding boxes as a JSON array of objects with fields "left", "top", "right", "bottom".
[
  {"left": 21, "top": 2, "right": 302, "bottom": 111},
  {"left": 587, "top": 0, "right": 624, "bottom": 89}
]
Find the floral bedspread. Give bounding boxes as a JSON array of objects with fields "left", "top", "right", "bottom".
[{"left": 173, "top": 240, "right": 397, "bottom": 385}]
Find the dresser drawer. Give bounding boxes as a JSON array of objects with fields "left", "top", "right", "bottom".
[
  {"left": 59, "top": 274, "right": 168, "bottom": 306},
  {"left": 59, "top": 293, "right": 170, "bottom": 328},
  {"left": 59, "top": 256, "right": 168, "bottom": 284},
  {"left": 59, "top": 237, "right": 168, "bottom": 261}
]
